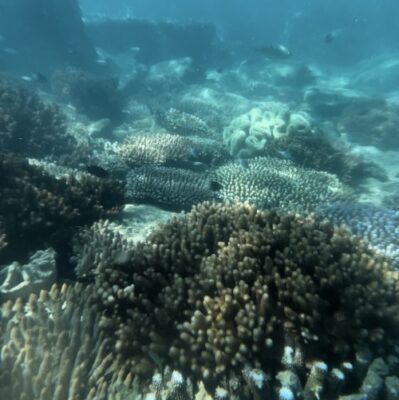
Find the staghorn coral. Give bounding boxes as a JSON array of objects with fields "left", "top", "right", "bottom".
[
  {"left": 0, "top": 283, "right": 134, "bottom": 400},
  {"left": 2, "top": 203, "right": 399, "bottom": 399},
  {"left": 317, "top": 202, "right": 399, "bottom": 270},
  {"left": 156, "top": 107, "right": 217, "bottom": 138},
  {"left": 126, "top": 166, "right": 215, "bottom": 211},
  {"left": 117, "top": 133, "right": 192, "bottom": 167},
  {"left": 0, "top": 152, "right": 125, "bottom": 266},
  {"left": 223, "top": 105, "right": 289, "bottom": 157},
  {"left": 210, "top": 156, "right": 352, "bottom": 212},
  {"left": 78, "top": 202, "right": 399, "bottom": 397},
  {"left": 0, "top": 79, "right": 76, "bottom": 159}
]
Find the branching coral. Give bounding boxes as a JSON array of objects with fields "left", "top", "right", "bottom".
[
  {"left": 126, "top": 166, "right": 215, "bottom": 210},
  {"left": 0, "top": 80, "right": 76, "bottom": 159},
  {"left": 210, "top": 156, "right": 353, "bottom": 212},
  {"left": 2, "top": 203, "right": 399, "bottom": 399},
  {"left": 79, "top": 202, "right": 399, "bottom": 396},
  {"left": 0, "top": 284, "right": 133, "bottom": 400},
  {"left": 0, "top": 152, "right": 125, "bottom": 265}
]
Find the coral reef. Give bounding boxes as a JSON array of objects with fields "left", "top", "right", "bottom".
[
  {"left": 79, "top": 202, "right": 399, "bottom": 397},
  {"left": 304, "top": 87, "right": 384, "bottom": 119},
  {"left": 51, "top": 69, "right": 127, "bottom": 122},
  {"left": 266, "top": 132, "right": 388, "bottom": 184},
  {"left": 118, "top": 133, "right": 228, "bottom": 168},
  {"left": 156, "top": 107, "right": 217, "bottom": 138},
  {"left": 126, "top": 166, "right": 215, "bottom": 211},
  {"left": 0, "top": 284, "right": 132, "bottom": 400},
  {"left": 210, "top": 156, "right": 353, "bottom": 212},
  {"left": 223, "top": 105, "right": 289, "bottom": 157},
  {"left": 0, "top": 80, "right": 76, "bottom": 159},
  {"left": 317, "top": 202, "right": 399, "bottom": 270},
  {"left": 117, "top": 133, "right": 193, "bottom": 167},
  {"left": 337, "top": 103, "right": 399, "bottom": 150},
  {"left": 0, "top": 152, "right": 125, "bottom": 265},
  {"left": 2, "top": 203, "right": 399, "bottom": 399},
  {"left": 0, "top": 248, "right": 56, "bottom": 302}
]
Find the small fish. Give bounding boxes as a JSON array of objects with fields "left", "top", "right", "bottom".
[
  {"left": 255, "top": 44, "right": 291, "bottom": 60},
  {"left": 85, "top": 165, "right": 110, "bottom": 179}
]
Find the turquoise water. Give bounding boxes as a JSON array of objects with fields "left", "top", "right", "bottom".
[{"left": 0, "top": 1, "right": 399, "bottom": 399}]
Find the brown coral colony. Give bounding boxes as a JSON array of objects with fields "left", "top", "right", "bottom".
[{"left": 86, "top": 202, "right": 399, "bottom": 393}]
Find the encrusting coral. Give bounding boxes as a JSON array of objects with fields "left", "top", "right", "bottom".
[
  {"left": 0, "top": 79, "right": 76, "bottom": 159},
  {"left": 2, "top": 203, "right": 399, "bottom": 399},
  {"left": 211, "top": 156, "right": 353, "bottom": 212},
  {"left": 0, "top": 152, "right": 125, "bottom": 265}
]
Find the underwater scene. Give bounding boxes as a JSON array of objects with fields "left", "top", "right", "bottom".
[{"left": 1, "top": 0, "right": 399, "bottom": 399}]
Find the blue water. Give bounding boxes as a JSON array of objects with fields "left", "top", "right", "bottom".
[{"left": 1, "top": 1, "right": 399, "bottom": 399}]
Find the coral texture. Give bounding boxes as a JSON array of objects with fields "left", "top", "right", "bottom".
[
  {"left": 266, "top": 132, "right": 387, "bottom": 184},
  {"left": 211, "top": 156, "right": 352, "bottom": 212},
  {"left": 156, "top": 107, "right": 217, "bottom": 138},
  {"left": 0, "top": 80, "right": 76, "bottom": 159},
  {"left": 126, "top": 166, "right": 215, "bottom": 210},
  {"left": 81, "top": 202, "right": 399, "bottom": 394},
  {"left": 2, "top": 203, "right": 399, "bottom": 399},
  {"left": 223, "top": 105, "right": 289, "bottom": 157},
  {"left": 337, "top": 103, "right": 399, "bottom": 150},
  {"left": 51, "top": 69, "right": 127, "bottom": 122},
  {"left": 117, "top": 133, "right": 192, "bottom": 166},
  {"left": 0, "top": 153, "right": 124, "bottom": 264},
  {"left": 318, "top": 202, "right": 399, "bottom": 270}
]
